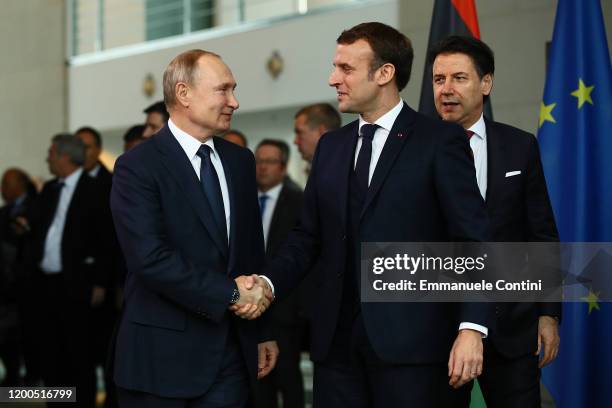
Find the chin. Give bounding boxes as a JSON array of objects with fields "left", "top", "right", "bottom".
[{"left": 338, "top": 102, "right": 354, "bottom": 113}]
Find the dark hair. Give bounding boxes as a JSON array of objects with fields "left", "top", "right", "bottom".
[
  {"left": 3, "top": 167, "right": 36, "bottom": 197},
  {"left": 223, "top": 129, "right": 247, "bottom": 147},
  {"left": 337, "top": 22, "right": 413, "bottom": 91},
  {"left": 75, "top": 126, "right": 102, "bottom": 147},
  {"left": 257, "top": 139, "right": 290, "bottom": 165},
  {"left": 427, "top": 35, "right": 495, "bottom": 79},
  {"left": 123, "top": 124, "right": 145, "bottom": 143},
  {"left": 295, "top": 103, "right": 341, "bottom": 131},
  {"left": 144, "top": 101, "right": 170, "bottom": 122}
]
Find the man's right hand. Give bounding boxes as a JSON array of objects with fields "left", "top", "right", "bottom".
[{"left": 230, "top": 275, "right": 273, "bottom": 319}]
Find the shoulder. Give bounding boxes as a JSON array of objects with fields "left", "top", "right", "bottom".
[
  {"left": 281, "top": 178, "right": 303, "bottom": 198},
  {"left": 486, "top": 120, "right": 538, "bottom": 155},
  {"left": 412, "top": 110, "right": 464, "bottom": 141},
  {"left": 487, "top": 120, "right": 535, "bottom": 142},
  {"left": 215, "top": 136, "right": 254, "bottom": 162},
  {"left": 318, "top": 120, "right": 359, "bottom": 148}
]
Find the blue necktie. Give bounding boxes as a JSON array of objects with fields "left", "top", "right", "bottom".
[
  {"left": 196, "top": 145, "right": 227, "bottom": 245},
  {"left": 259, "top": 194, "right": 269, "bottom": 216},
  {"left": 354, "top": 124, "right": 380, "bottom": 190}
]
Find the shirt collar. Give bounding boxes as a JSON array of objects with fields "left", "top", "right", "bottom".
[
  {"left": 259, "top": 182, "right": 283, "bottom": 200},
  {"left": 467, "top": 113, "right": 487, "bottom": 140},
  {"left": 88, "top": 164, "right": 101, "bottom": 178},
  {"left": 62, "top": 167, "right": 83, "bottom": 188},
  {"left": 358, "top": 98, "right": 404, "bottom": 134},
  {"left": 169, "top": 119, "right": 219, "bottom": 160}
]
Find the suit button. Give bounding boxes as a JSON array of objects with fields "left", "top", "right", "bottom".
[
  {"left": 495, "top": 306, "right": 500, "bottom": 315},
  {"left": 342, "top": 235, "right": 347, "bottom": 241}
]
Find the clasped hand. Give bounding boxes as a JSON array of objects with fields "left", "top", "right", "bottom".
[{"left": 229, "top": 274, "right": 274, "bottom": 320}]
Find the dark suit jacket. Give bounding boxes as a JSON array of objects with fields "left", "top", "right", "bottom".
[
  {"left": 484, "top": 119, "right": 561, "bottom": 358},
  {"left": 26, "top": 172, "right": 112, "bottom": 303},
  {"left": 110, "top": 125, "right": 265, "bottom": 398},
  {"left": 266, "top": 103, "right": 492, "bottom": 364},
  {"left": 0, "top": 194, "right": 37, "bottom": 303},
  {"left": 264, "top": 179, "right": 304, "bottom": 328},
  {"left": 93, "top": 163, "right": 113, "bottom": 189}
]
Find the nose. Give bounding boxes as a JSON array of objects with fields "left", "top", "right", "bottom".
[
  {"left": 440, "top": 79, "right": 453, "bottom": 95},
  {"left": 329, "top": 68, "right": 340, "bottom": 87},
  {"left": 228, "top": 91, "right": 239, "bottom": 110}
]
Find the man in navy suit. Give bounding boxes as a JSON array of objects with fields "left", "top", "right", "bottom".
[
  {"left": 430, "top": 35, "right": 561, "bottom": 408},
  {"left": 111, "top": 49, "right": 277, "bottom": 407},
  {"left": 242, "top": 22, "right": 492, "bottom": 407}
]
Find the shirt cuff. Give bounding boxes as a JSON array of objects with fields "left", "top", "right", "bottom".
[
  {"left": 459, "top": 322, "right": 488, "bottom": 338},
  {"left": 258, "top": 275, "right": 275, "bottom": 296}
]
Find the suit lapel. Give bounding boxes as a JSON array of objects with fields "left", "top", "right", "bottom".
[
  {"left": 338, "top": 121, "right": 360, "bottom": 229},
  {"left": 361, "top": 103, "right": 415, "bottom": 219},
  {"left": 154, "top": 127, "right": 228, "bottom": 258},
  {"left": 485, "top": 119, "right": 505, "bottom": 204},
  {"left": 213, "top": 137, "right": 235, "bottom": 265},
  {"left": 62, "top": 173, "right": 87, "bottom": 240}
]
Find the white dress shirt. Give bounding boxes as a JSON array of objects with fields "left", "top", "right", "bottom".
[
  {"left": 468, "top": 113, "right": 488, "bottom": 200},
  {"left": 40, "top": 167, "right": 83, "bottom": 274},
  {"left": 259, "top": 183, "right": 283, "bottom": 248},
  {"left": 355, "top": 99, "right": 404, "bottom": 184},
  {"left": 88, "top": 164, "right": 101, "bottom": 178},
  {"left": 169, "top": 119, "right": 231, "bottom": 241}
]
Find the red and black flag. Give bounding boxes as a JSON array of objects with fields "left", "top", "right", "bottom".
[{"left": 418, "top": 0, "right": 492, "bottom": 119}]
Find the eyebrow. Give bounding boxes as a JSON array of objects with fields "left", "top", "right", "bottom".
[{"left": 214, "top": 82, "right": 237, "bottom": 90}]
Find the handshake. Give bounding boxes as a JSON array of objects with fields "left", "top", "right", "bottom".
[{"left": 229, "top": 275, "right": 274, "bottom": 320}]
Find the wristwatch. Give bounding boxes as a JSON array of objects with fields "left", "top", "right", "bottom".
[{"left": 230, "top": 288, "right": 240, "bottom": 305}]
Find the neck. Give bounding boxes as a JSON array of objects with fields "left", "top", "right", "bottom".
[
  {"left": 170, "top": 113, "right": 215, "bottom": 143},
  {"left": 259, "top": 181, "right": 283, "bottom": 193},
  {"left": 361, "top": 92, "right": 400, "bottom": 123},
  {"left": 462, "top": 111, "right": 483, "bottom": 129},
  {"left": 57, "top": 165, "right": 80, "bottom": 179}
]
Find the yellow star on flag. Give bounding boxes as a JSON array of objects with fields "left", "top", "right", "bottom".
[
  {"left": 581, "top": 290, "right": 601, "bottom": 314},
  {"left": 539, "top": 102, "right": 556, "bottom": 127},
  {"left": 571, "top": 79, "right": 594, "bottom": 108}
]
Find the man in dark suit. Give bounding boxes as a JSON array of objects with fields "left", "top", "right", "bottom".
[
  {"left": 111, "top": 49, "right": 277, "bottom": 407},
  {"left": 430, "top": 35, "right": 561, "bottom": 407},
  {"left": 0, "top": 168, "right": 38, "bottom": 385},
  {"left": 253, "top": 139, "right": 305, "bottom": 408},
  {"left": 24, "top": 134, "right": 113, "bottom": 407},
  {"left": 75, "top": 125, "right": 123, "bottom": 407},
  {"left": 240, "top": 23, "right": 492, "bottom": 407},
  {"left": 76, "top": 126, "right": 113, "bottom": 188}
]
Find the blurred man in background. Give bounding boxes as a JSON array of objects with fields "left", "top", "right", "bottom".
[
  {"left": 142, "top": 101, "right": 169, "bottom": 138},
  {"left": 293, "top": 103, "right": 340, "bottom": 163},
  {"left": 223, "top": 129, "right": 248, "bottom": 148}
]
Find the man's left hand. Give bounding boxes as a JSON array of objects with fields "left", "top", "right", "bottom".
[
  {"left": 257, "top": 340, "right": 279, "bottom": 379},
  {"left": 448, "top": 329, "right": 483, "bottom": 389},
  {"left": 536, "top": 315, "right": 560, "bottom": 368}
]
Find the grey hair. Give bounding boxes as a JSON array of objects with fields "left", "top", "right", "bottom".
[{"left": 52, "top": 133, "right": 86, "bottom": 166}]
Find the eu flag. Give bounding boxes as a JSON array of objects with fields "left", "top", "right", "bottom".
[{"left": 538, "top": 0, "right": 612, "bottom": 406}]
